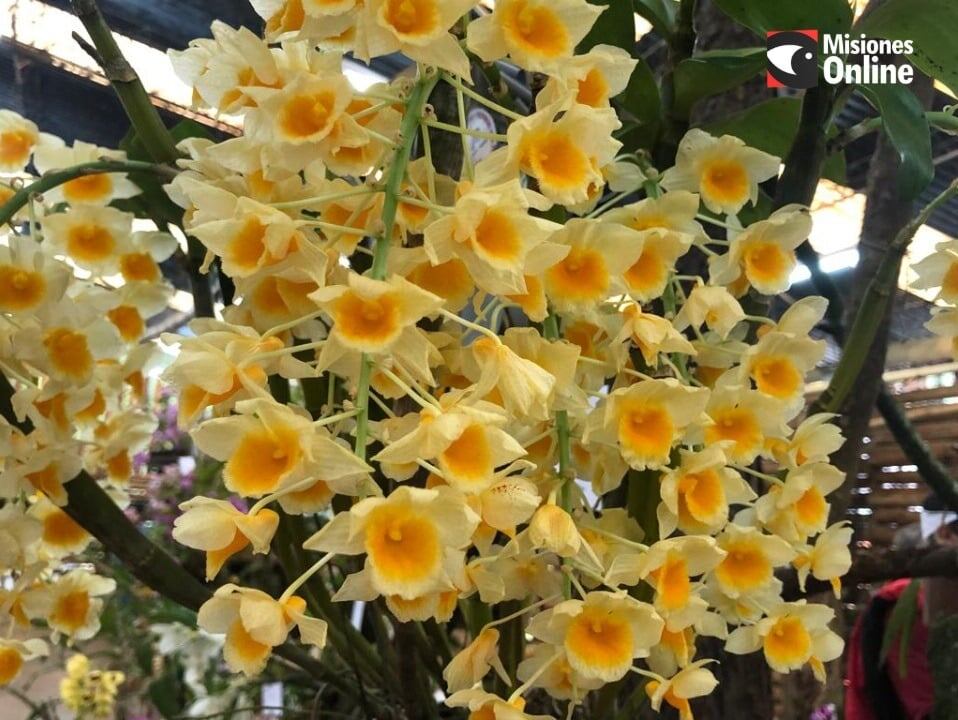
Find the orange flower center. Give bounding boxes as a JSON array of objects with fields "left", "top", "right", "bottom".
[
  {"left": 0, "top": 647, "right": 23, "bottom": 685},
  {"left": 119, "top": 252, "right": 160, "bottom": 283},
  {"left": 472, "top": 208, "right": 522, "bottom": 264},
  {"left": 524, "top": 130, "right": 591, "bottom": 190},
  {"left": 333, "top": 291, "right": 403, "bottom": 348},
  {"left": 677, "top": 468, "right": 725, "bottom": 526},
  {"left": 227, "top": 424, "right": 302, "bottom": 495},
  {"left": 705, "top": 407, "right": 762, "bottom": 460},
  {"left": 66, "top": 223, "right": 115, "bottom": 264},
  {"left": 63, "top": 174, "right": 113, "bottom": 204},
  {"left": 43, "top": 508, "right": 88, "bottom": 548},
  {"left": 751, "top": 355, "right": 802, "bottom": 398},
  {"left": 577, "top": 68, "right": 609, "bottom": 107},
  {"left": 504, "top": 1, "right": 569, "bottom": 58},
  {"left": 383, "top": 0, "right": 438, "bottom": 36},
  {"left": 764, "top": 616, "right": 811, "bottom": 669},
  {"left": 267, "top": 0, "right": 305, "bottom": 34},
  {"left": 565, "top": 608, "right": 633, "bottom": 676},
  {"left": 617, "top": 402, "right": 674, "bottom": 461},
  {"left": 0, "top": 130, "right": 34, "bottom": 167},
  {"left": 43, "top": 327, "right": 93, "bottom": 380},
  {"left": 107, "top": 305, "right": 145, "bottom": 342},
  {"left": 0, "top": 265, "right": 46, "bottom": 312},
  {"left": 624, "top": 246, "right": 666, "bottom": 295},
  {"left": 279, "top": 91, "right": 339, "bottom": 140},
  {"left": 547, "top": 247, "right": 609, "bottom": 302},
  {"left": 52, "top": 590, "right": 91, "bottom": 633},
  {"left": 701, "top": 159, "right": 748, "bottom": 206},
  {"left": 716, "top": 540, "right": 770, "bottom": 592},
  {"left": 365, "top": 504, "right": 441, "bottom": 592},
  {"left": 744, "top": 241, "right": 791, "bottom": 285},
  {"left": 439, "top": 424, "right": 493, "bottom": 486}
]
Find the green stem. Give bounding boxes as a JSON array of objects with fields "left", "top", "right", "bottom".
[
  {"left": 829, "top": 111, "right": 958, "bottom": 153},
  {"left": 441, "top": 72, "right": 523, "bottom": 120},
  {"left": 813, "top": 180, "right": 958, "bottom": 416},
  {"left": 543, "top": 312, "right": 573, "bottom": 599},
  {"left": 423, "top": 119, "right": 505, "bottom": 143},
  {"left": 0, "top": 160, "right": 176, "bottom": 226},
  {"left": 71, "top": 0, "right": 178, "bottom": 163},
  {"left": 354, "top": 69, "right": 440, "bottom": 461}
]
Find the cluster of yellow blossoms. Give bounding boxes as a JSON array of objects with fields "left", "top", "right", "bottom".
[
  {"left": 0, "top": 0, "right": 863, "bottom": 716},
  {"left": 59, "top": 653, "right": 125, "bottom": 719}
]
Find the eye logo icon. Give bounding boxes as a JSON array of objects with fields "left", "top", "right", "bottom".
[{"left": 766, "top": 30, "right": 819, "bottom": 88}]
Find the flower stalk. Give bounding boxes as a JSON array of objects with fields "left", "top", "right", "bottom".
[{"left": 353, "top": 69, "right": 440, "bottom": 461}]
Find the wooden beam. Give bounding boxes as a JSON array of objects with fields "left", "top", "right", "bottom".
[{"left": 39, "top": 0, "right": 262, "bottom": 51}]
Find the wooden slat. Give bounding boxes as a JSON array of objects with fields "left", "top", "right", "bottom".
[
  {"left": 864, "top": 525, "right": 900, "bottom": 546},
  {"left": 870, "top": 507, "right": 923, "bottom": 525},
  {"left": 863, "top": 440, "right": 958, "bottom": 467},
  {"left": 865, "top": 424, "right": 958, "bottom": 445},
  {"left": 866, "top": 488, "right": 928, "bottom": 508},
  {"left": 893, "top": 385, "right": 958, "bottom": 404},
  {"left": 869, "top": 403, "right": 958, "bottom": 429}
]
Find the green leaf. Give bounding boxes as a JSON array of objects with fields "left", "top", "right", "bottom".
[
  {"left": 859, "top": 84, "right": 934, "bottom": 200},
  {"left": 149, "top": 672, "right": 185, "bottom": 718},
  {"left": 703, "top": 97, "right": 846, "bottom": 184},
  {"left": 712, "top": 0, "right": 853, "bottom": 37},
  {"left": 116, "top": 119, "right": 212, "bottom": 225},
  {"left": 579, "top": 0, "right": 636, "bottom": 52},
  {"left": 880, "top": 579, "right": 921, "bottom": 676},
  {"left": 857, "top": 0, "right": 958, "bottom": 95},
  {"left": 672, "top": 48, "right": 766, "bottom": 118},
  {"left": 634, "top": 0, "right": 678, "bottom": 38},
  {"left": 616, "top": 56, "right": 662, "bottom": 152}
]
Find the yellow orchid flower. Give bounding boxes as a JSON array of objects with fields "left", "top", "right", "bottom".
[
  {"left": 0, "top": 237, "right": 72, "bottom": 315},
  {"left": 528, "top": 591, "right": 663, "bottom": 683},
  {"left": 22, "top": 569, "right": 115, "bottom": 641},
  {"left": 725, "top": 601, "right": 842, "bottom": 681},
  {"left": 586, "top": 379, "right": 709, "bottom": 471},
  {"left": 657, "top": 446, "right": 755, "bottom": 538},
  {"left": 305, "top": 485, "right": 479, "bottom": 599},
  {"left": 0, "top": 638, "right": 47, "bottom": 687},
  {"left": 537, "top": 44, "right": 638, "bottom": 109},
  {"left": 467, "top": 0, "right": 605, "bottom": 73},
  {"left": 709, "top": 525, "right": 795, "bottom": 599},
  {"left": 173, "top": 498, "right": 280, "bottom": 580},
  {"left": 198, "top": 584, "right": 327, "bottom": 676},
  {"left": 661, "top": 129, "right": 779, "bottom": 215}
]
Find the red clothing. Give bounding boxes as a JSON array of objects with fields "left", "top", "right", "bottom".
[{"left": 845, "top": 579, "right": 934, "bottom": 720}]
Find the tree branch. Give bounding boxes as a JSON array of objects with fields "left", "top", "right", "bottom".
[
  {"left": 70, "top": 0, "right": 214, "bottom": 318},
  {"left": 782, "top": 545, "right": 958, "bottom": 600},
  {"left": 812, "top": 180, "right": 958, "bottom": 416},
  {"left": 0, "top": 160, "right": 176, "bottom": 227},
  {"left": 70, "top": 0, "right": 178, "bottom": 164}
]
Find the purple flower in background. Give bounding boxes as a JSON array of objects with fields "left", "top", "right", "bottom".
[
  {"left": 229, "top": 496, "right": 249, "bottom": 513},
  {"left": 810, "top": 704, "right": 837, "bottom": 720}
]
